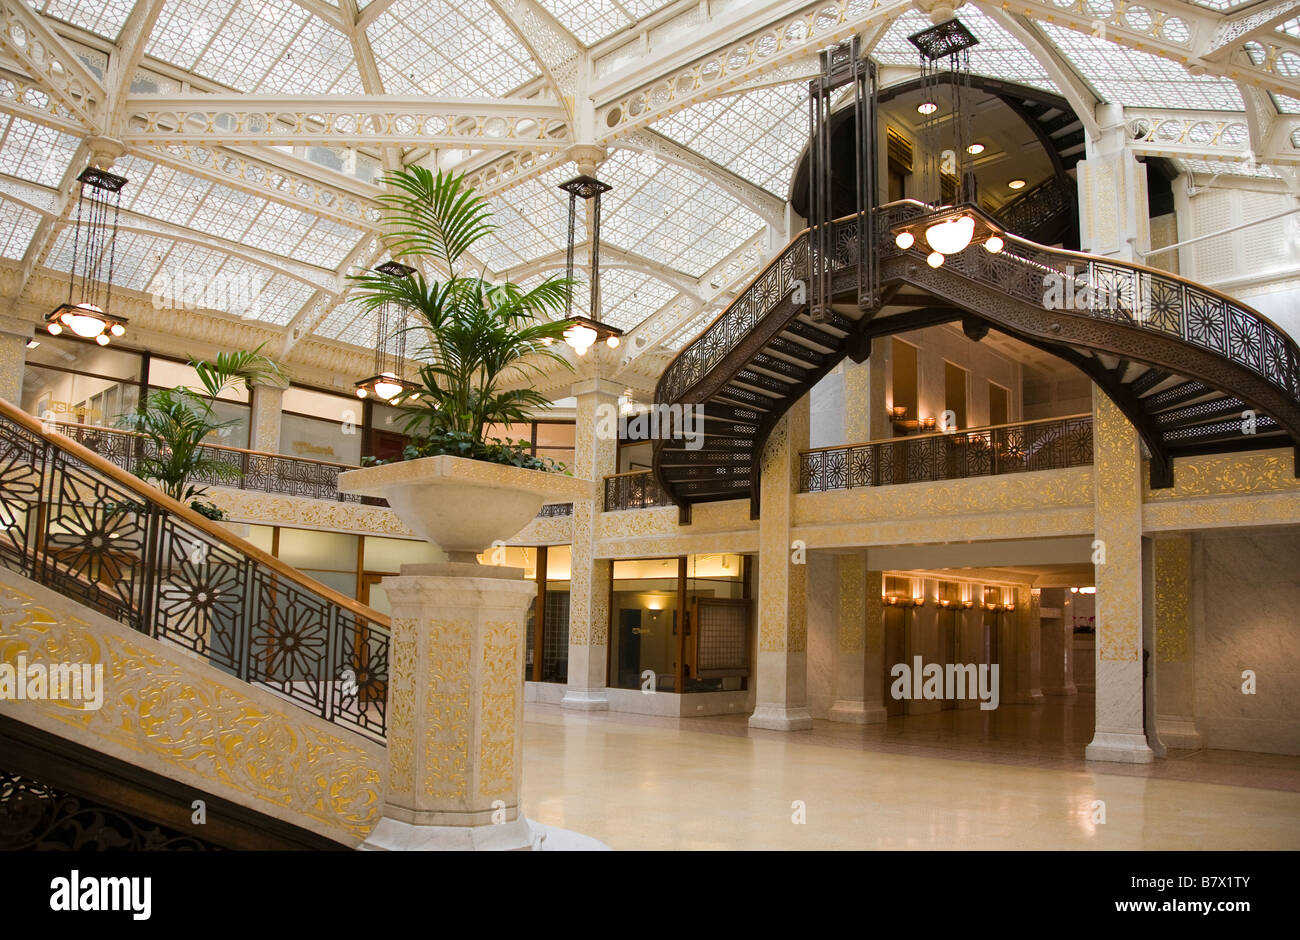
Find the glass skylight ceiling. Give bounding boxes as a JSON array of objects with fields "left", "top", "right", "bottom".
[
  {"left": 0, "top": 115, "right": 80, "bottom": 188},
  {"left": 33, "top": 0, "right": 136, "bottom": 41},
  {"left": 537, "top": 0, "right": 679, "bottom": 46},
  {"left": 1037, "top": 23, "right": 1244, "bottom": 111},
  {"left": 597, "top": 267, "right": 679, "bottom": 331},
  {"left": 147, "top": 0, "right": 363, "bottom": 94},
  {"left": 0, "top": 198, "right": 42, "bottom": 261},
  {"left": 0, "top": 1, "right": 1296, "bottom": 358},
  {"left": 600, "top": 149, "right": 766, "bottom": 279},
  {"left": 652, "top": 84, "right": 808, "bottom": 196},
  {"left": 369, "top": 0, "right": 540, "bottom": 96}
]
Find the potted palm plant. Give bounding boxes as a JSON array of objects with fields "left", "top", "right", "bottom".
[
  {"left": 337, "top": 167, "right": 593, "bottom": 561},
  {"left": 117, "top": 345, "right": 284, "bottom": 521}
]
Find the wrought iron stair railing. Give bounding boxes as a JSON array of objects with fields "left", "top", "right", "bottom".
[
  {"left": 0, "top": 400, "right": 389, "bottom": 742},
  {"left": 800, "top": 414, "right": 1093, "bottom": 492},
  {"left": 653, "top": 199, "right": 1300, "bottom": 521},
  {"left": 603, "top": 469, "right": 671, "bottom": 511}
]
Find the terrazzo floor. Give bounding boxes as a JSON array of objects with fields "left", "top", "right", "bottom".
[{"left": 519, "top": 698, "right": 1300, "bottom": 850}]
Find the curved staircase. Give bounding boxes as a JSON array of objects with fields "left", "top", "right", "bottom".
[{"left": 652, "top": 200, "right": 1300, "bottom": 523}]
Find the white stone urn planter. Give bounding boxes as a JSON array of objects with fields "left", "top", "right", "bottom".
[{"left": 337, "top": 455, "right": 593, "bottom": 562}]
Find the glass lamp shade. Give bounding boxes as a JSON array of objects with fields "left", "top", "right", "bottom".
[
  {"left": 60, "top": 303, "right": 108, "bottom": 338},
  {"left": 372, "top": 373, "right": 405, "bottom": 401},
  {"left": 924, "top": 215, "right": 975, "bottom": 255},
  {"left": 563, "top": 323, "right": 598, "bottom": 355},
  {"left": 895, "top": 231, "right": 915, "bottom": 250}
]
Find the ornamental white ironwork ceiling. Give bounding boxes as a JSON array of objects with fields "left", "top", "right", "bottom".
[{"left": 0, "top": 0, "right": 1298, "bottom": 369}]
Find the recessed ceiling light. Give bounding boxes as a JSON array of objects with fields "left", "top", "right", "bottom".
[
  {"left": 917, "top": 101, "right": 938, "bottom": 115},
  {"left": 967, "top": 143, "right": 985, "bottom": 155},
  {"left": 1008, "top": 179, "right": 1026, "bottom": 190}
]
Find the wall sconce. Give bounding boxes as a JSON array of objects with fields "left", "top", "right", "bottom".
[
  {"left": 890, "top": 405, "right": 907, "bottom": 420},
  {"left": 959, "top": 600, "right": 975, "bottom": 610},
  {"left": 1002, "top": 602, "right": 1016, "bottom": 612},
  {"left": 983, "top": 602, "right": 999, "bottom": 612},
  {"left": 884, "top": 593, "right": 923, "bottom": 608},
  {"left": 920, "top": 416, "right": 937, "bottom": 431}
]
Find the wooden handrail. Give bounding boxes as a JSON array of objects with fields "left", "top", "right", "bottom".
[
  {"left": 5, "top": 398, "right": 390, "bottom": 629},
  {"left": 52, "top": 420, "right": 360, "bottom": 470},
  {"left": 800, "top": 412, "right": 1093, "bottom": 454},
  {"left": 603, "top": 468, "right": 656, "bottom": 479}
]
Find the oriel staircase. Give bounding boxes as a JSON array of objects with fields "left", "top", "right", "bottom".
[{"left": 652, "top": 200, "right": 1300, "bottom": 523}]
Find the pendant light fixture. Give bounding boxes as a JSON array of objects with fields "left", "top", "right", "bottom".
[
  {"left": 556, "top": 174, "right": 623, "bottom": 355},
  {"left": 889, "top": 18, "right": 1008, "bottom": 266},
  {"left": 355, "top": 260, "right": 420, "bottom": 403},
  {"left": 45, "top": 166, "right": 129, "bottom": 345}
]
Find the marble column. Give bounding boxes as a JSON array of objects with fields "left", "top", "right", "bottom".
[
  {"left": 248, "top": 380, "right": 284, "bottom": 453},
  {"left": 1076, "top": 103, "right": 1150, "bottom": 264},
  {"left": 361, "top": 563, "right": 539, "bottom": 850},
  {"left": 750, "top": 398, "right": 813, "bottom": 731},
  {"left": 828, "top": 553, "right": 885, "bottom": 723},
  {"left": 561, "top": 377, "right": 619, "bottom": 710},
  {"left": 1040, "top": 588, "right": 1076, "bottom": 697},
  {"left": 1086, "top": 388, "right": 1154, "bottom": 763},
  {"left": 1154, "top": 535, "right": 1202, "bottom": 748},
  {"left": 0, "top": 314, "right": 34, "bottom": 405},
  {"left": 1013, "top": 586, "right": 1044, "bottom": 704}
]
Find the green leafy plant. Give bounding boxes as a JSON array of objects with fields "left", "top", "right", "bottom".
[
  {"left": 351, "top": 166, "right": 572, "bottom": 467},
  {"left": 118, "top": 344, "right": 284, "bottom": 518}
]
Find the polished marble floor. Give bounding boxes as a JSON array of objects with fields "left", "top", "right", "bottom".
[{"left": 520, "top": 700, "right": 1300, "bottom": 850}]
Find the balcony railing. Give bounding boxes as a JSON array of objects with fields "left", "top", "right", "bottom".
[
  {"left": 799, "top": 414, "right": 1094, "bottom": 492},
  {"left": 53, "top": 422, "right": 368, "bottom": 504},
  {"left": 52, "top": 422, "right": 571, "bottom": 517},
  {"left": 603, "top": 470, "right": 671, "bottom": 511}
]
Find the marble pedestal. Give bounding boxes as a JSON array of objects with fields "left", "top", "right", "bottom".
[{"left": 361, "top": 562, "right": 539, "bottom": 851}]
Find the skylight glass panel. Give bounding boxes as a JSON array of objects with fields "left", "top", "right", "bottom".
[
  {"left": 147, "top": 0, "right": 361, "bottom": 94},
  {"left": 476, "top": 172, "right": 578, "bottom": 273},
  {"left": 1182, "top": 0, "right": 1259, "bottom": 10},
  {"left": 251, "top": 272, "right": 317, "bottom": 325},
  {"left": 1178, "top": 158, "right": 1279, "bottom": 179},
  {"left": 44, "top": 228, "right": 173, "bottom": 293},
  {"left": 596, "top": 268, "right": 679, "bottom": 331},
  {"left": 537, "top": 1, "right": 632, "bottom": 46},
  {"left": 1280, "top": 19, "right": 1300, "bottom": 39},
  {"left": 0, "top": 197, "right": 41, "bottom": 260},
  {"left": 0, "top": 115, "right": 80, "bottom": 187},
  {"left": 873, "top": 8, "right": 1058, "bottom": 92},
  {"left": 35, "top": 0, "right": 136, "bottom": 41},
  {"left": 369, "top": 0, "right": 540, "bottom": 97},
  {"left": 315, "top": 298, "right": 374, "bottom": 346},
  {"left": 599, "top": 149, "right": 766, "bottom": 278},
  {"left": 1273, "top": 93, "right": 1300, "bottom": 114},
  {"left": 1039, "top": 23, "right": 1244, "bottom": 111},
  {"left": 652, "top": 84, "right": 808, "bottom": 196}
]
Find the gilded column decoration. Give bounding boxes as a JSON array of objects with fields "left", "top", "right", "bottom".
[
  {"left": 1086, "top": 389, "right": 1153, "bottom": 762},
  {"left": 750, "top": 399, "right": 814, "bottom": 731},
  {"left": 1153, "top": 534, "right": 1201, "bottom": 749},
  {"left": 0, "top": 578, "right": 383, "bottom": 845},
  {"left": 424, "top": 619, "right": 471, "bottom": 800},
  {"left": 386, "top": 618, "right": 418, "bottom": 797},
  {"left": 837, "top": 555, "right": 865, "bottom": 653},
  {"left": 1154, "top": 537, "right": 1190, "bottom": 662},
  {"left": 478, "top": 621, "right": 519, "bottom": 797}
]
